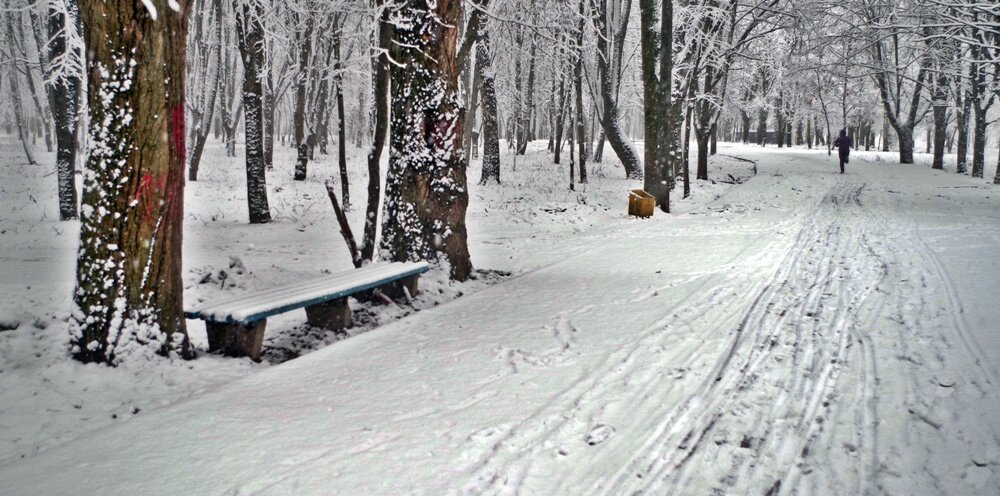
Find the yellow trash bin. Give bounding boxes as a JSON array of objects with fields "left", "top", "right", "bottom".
[{"left": 628, "top": 189, "right": 655, "bottom": 218}]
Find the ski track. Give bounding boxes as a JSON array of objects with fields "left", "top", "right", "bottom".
[{"left": 454, "top": 174, "right": 1000, "bottom": 495}]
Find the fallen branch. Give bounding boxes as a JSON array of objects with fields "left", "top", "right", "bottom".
[{"left": 325, "top": 179, "right": 362, "bottom": 268}]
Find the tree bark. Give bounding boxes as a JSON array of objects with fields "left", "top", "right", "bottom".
[
  {"left": 382, "top": 0, "right": 472, "bottom": 281},
  {"left": 72, "top": 0, "right": 191, "bottom": 363},
  {"left": 293, "top": 18, "right": 314, "bottom": 181},
  {"left": 575, "top": 1, "right": 587, "bottom": 184},
  {"left": 757, "top": 107, "right": 767, "bottom": 147},
  {"left": 931, "top": 82, "right": 947, "bottom": 170},
  {"left": 517, "top": 33, "right": 536, "bottom": 156},
  {"left": 333, "top": 22, "right": 349, "bottom": 210},
  {"left": 14, "top": 13, "right": 54, "bottom": 153},
  {"left": 235, "top": 0, "right": 272, "bottom": 223},
  {"left": 478, "top": 18, "right": 500, "bottom": 185},
  {"left": 188, "top": 0, "right": 222, "bottom": 181},
  {"left": 955, "top": 66, "right": 972, "bottom": 174},
  {"left": 639, "top": 0, "right": 679, "bottom": 212},
  {"left": 972, "top": 104, "right": 988, "bottom": 178},
  {"left": 360, "top": 2, "right": 391, "bottom": 262},
  {"left": 46, "top": 1, "right": 81, "bottom": 219},
  {"left": 4, "top": 15, "right": 37, "bottom": 166},
  {"left": 594, "top": 0, "right": 641, "bottom": 179},
  {"left": 553, "top": 39, "right": 568, "bottom": 165}
]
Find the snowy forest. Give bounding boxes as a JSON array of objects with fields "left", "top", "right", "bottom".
[{"left": 2, "top": 0, "right": 1000, "bottom": 494}]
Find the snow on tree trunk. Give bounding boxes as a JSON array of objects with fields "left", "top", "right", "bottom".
[
  {"left": 234, "top": 0, "right": 271, "bottom": 224},
  {"left": 932, "top": 90, "right": 946, "bottom": 170},
  {"left": 381, "top": 0, "right": 472, "bottom": 282},
  {"left": 956, "top": 103, "right": 970, "bottom": 174},
  {"left": 187, "top": 0, "right": 223, "bottom": 182},
  {"left": 897, "top": 125, "right": 915, "bottom": 164},
  {"left": 553, "top": 39, "right": 568, "bottom": 166},
  {"left": 971, "top": 107, "right": 987, "bottom": 178},
  {"left": 360, "top": 4, "right": 391, "bottom": 263},
  {"left": 333, "top": 25, "right": 349, "bottom": 210},
  {"left": 478, "top": 19, "right": 500, "bottom": 185},
  {"left": 71, "top": 0, "right": 191, "bottom": 364},
  {"left": 46, "top": 1, "right": 81, "bottom": 220},
  {"left": 293, "top": 18, "right": 314, "bottom": 181},
  {"left": 595, "top": 0, "right": 641, "bottom": 180}
]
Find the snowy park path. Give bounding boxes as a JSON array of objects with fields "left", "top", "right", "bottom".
[{"left": 3, "top": 148, "right": 1000, "bottom": 495}]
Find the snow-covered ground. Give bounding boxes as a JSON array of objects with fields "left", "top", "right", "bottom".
[{"left": 1, "top": 136, "right": 999, "bottom": 494}]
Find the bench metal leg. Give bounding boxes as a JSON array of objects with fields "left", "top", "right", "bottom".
[
  {"left": 305, "top": 298, "right": 352, "bottom": 331},
  {"left": 205, "top": 319, "right": 267, "bottom": 362}
]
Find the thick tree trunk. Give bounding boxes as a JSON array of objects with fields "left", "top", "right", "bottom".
[
  {"left": 639, "top": 0, "right": 678, "bottom": 212},
  {"left": 382, "top": 0, "right": 472, "bottom": 281},
  {"left": 46, "top": 1, "right": 81, "bottom": 219},
  {"left": 235, "top": 0, "right": 272, "bottom": 223},
  {"left": 72, "top": 0, "right": 191, "bottom": 363}
]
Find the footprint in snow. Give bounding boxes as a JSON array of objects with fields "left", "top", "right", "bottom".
[{"left": 586, "top": 424, "right": 615, "bottom": 446}]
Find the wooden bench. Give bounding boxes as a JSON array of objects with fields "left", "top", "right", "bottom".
[{"left": 185, "top": 261, "right": 431, "bottom": 361}]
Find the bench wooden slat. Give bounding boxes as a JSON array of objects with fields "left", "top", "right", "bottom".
[
  {"left": 185, "top": 261, "right": 430, "bottom": 324},
  {"left": 187, "top": 263, "right": 412, "bottom": 318}
]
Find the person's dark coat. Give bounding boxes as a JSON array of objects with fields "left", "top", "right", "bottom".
[{"left": 833, "top": 129, "right": 852, "bottom": 163}]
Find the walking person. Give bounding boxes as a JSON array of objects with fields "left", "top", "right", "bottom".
[{"left": 833, "top": 128, "right": 852, "bottom": 174}]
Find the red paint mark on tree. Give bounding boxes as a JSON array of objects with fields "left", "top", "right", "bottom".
[
  {"left": 134, "top": 173, "right": 153, "bottom": 203},
  {"left": 170, "top": 104, "right": 186, "bottom": 166}
]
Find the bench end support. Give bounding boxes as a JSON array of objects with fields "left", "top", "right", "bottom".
[
  {"left": 305, "top": 298, "right": 352, "bottom": 331},
  {"left": 206, "top": 319, "right": 267, "bottom": 362}
]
